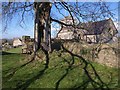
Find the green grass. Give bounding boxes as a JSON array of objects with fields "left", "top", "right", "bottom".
[
  {"left": 6, "top": 47, "right": 22, "bottom": 53},
  {"left": 2, "top": 48, "right": 119, "bottom": 89}
]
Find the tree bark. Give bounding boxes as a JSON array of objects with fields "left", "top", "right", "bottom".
[
  {"left": 34, "top": 2, "right": 52, "bottom": 53},
  {"left": 34, "top": 3, "right": 40, "bottom": 54}
]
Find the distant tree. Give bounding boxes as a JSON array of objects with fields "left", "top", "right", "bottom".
[
  {"left": 7, "top": 39, "right": 13, "bottom": 45},
  {"left": 2, "top": 39, "right": 7, "bottom": 44}
]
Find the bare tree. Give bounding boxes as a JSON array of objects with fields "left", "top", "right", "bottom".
[
  {"left": 2, "top": 1, "right": 118, "bottom": 89},
  {"left": 2, "top": 1, "right": 116, "bottom": 52}
]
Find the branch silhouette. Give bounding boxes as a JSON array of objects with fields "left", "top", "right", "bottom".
[
  {"left": 57, "top": 44, "right": 110, "bottom": 89},
  {"left": 16, "top": 46, "right": 49, "bottom": 89},
  {"left": 55, "top": 53, "right": 75, "bottom": 89}
]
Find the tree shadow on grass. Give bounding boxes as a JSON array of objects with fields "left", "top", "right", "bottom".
[
  {"left": 1, "top": 51, "right": 17, "bottom": 55},
  {"left": 15, "top": 49, "right": 49, "bottom": 90},
  {"left": 2, "top": 45, "right": 113, "bottom": 89},
  {"left": 55, "top": 54, "right": 75, "bottom": 89},
  {"left": 55, "top": 44, "right": 110, "bottom": 89},
  {"left": 15, "top": 65, "right": 48, "bottom": 90},
  {"left": 2, "top": 51, "right": 28, "bottom": 80},
  {"left": 3, "top": 54, "right": 35, "bottom": 80},
  {"left": 3, "top": 45, "right": 50, "bottom": 85}
]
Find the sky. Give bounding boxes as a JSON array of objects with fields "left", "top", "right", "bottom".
[{"left": 0, "top": 1, "right": 119, "bottom": 39}]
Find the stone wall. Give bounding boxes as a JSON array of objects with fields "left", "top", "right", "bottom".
[
  {"left": 94, "top": 45, "right": 118, "bottom": 67},
  {"left": 52, "top": 40, "right": 118, "bottom": 68}
]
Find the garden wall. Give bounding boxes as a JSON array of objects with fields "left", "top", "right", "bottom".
[
  {"left": 52, "top": 40, "right": 118, "bottom": 68},
  {"left": 63, "top": 41, "right": 118, "bottom": 68}
]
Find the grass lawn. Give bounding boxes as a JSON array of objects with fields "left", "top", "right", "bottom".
[
  {"left": 2, "top": 47, "right": 119, "bottom": 89},
  {"left": 7, "top": 47, "right": 22, "bottom": 53}
]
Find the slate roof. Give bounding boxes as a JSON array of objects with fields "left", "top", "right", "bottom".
[{"left": 77, "top": 18, "right": 118, "bottom": 35}]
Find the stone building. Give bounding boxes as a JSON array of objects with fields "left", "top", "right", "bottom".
[
  {"left": 21, "top": 36, "right": 34, "bottom": 54},
  {"left": 57, "top": 17, "right": 118, "bottom": 43},
  {"left": 13, "top": 38, "right": 22, "bottom": 47}
]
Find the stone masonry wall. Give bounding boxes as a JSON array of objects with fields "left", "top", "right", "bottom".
[{"left": 62, "top": 41, "right": 118, "bottom": 68}]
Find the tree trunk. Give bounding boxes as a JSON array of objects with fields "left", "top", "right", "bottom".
[
  {"left": 34, "top": 2, "right": 52, "bottom": 53},
  {"left": 34, "top": 3, "right": 40, "bottom": 53}
]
